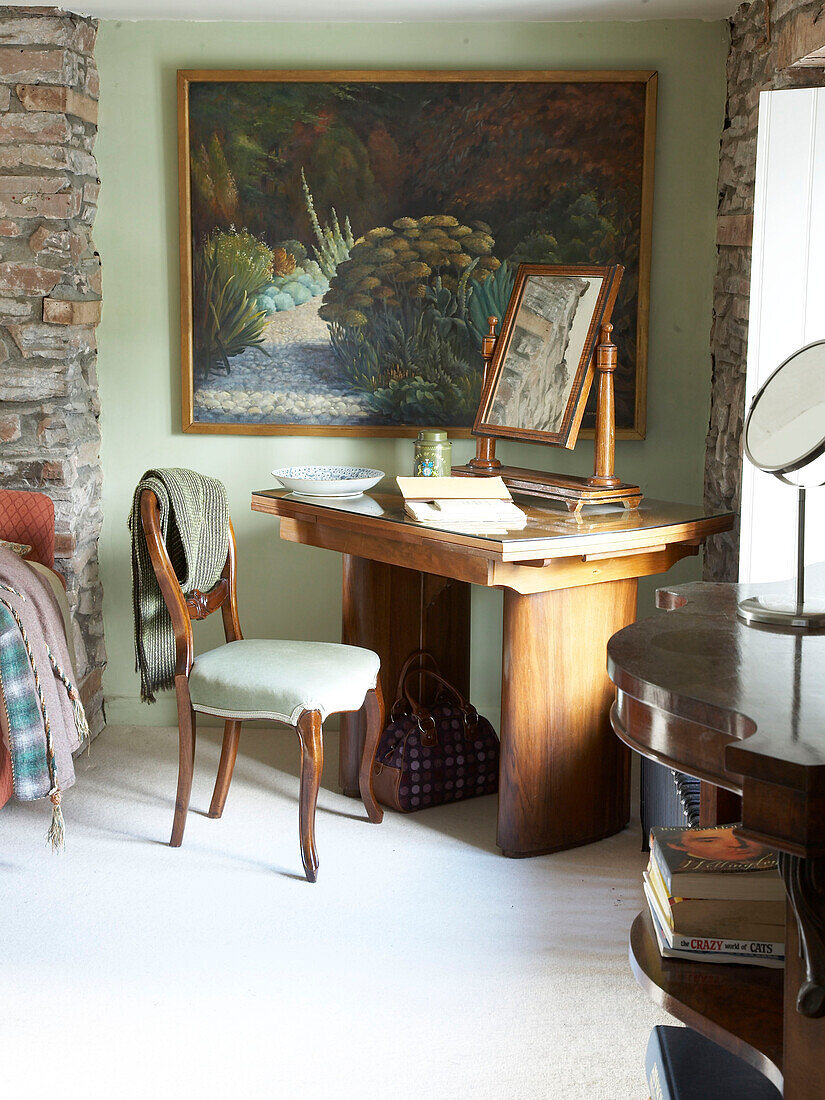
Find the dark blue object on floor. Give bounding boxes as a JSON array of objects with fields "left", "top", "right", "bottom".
[{"left": 645, "top": 1025, "right": 781, "bottom": 1099}]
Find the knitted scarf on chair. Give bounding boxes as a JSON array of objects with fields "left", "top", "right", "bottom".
[{"left": 129, "top": 469, "right": 228, "bottom": 703}]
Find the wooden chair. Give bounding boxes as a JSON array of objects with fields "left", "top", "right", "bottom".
[{"left": 140, "top": 489, "right": 385, "bottom": 882}]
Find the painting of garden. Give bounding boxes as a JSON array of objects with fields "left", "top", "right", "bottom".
[{"left": 182, "top": 74, "right": 654, "bottom": 433}]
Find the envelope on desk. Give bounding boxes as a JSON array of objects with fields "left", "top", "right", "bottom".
[{"left": 396, "top": 475, "right": 512, "bottom": 501}]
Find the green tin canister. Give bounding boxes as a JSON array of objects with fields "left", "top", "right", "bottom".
[{"left": 413, "top": 429, "right": 452, "bottom": 477}]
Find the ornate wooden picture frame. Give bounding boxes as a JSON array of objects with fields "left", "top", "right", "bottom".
[
  {"left": 474, "top": 263, "right": 623, "bottom": 450},
  {"left": 178, "top": 69, "right": 657, "bottom": 437}
]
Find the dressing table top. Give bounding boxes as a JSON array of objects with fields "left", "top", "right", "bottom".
[
  {"left": 251, "top": 484, "right": 733, "bottom": 565},
  {"left": 608, "top": 570, "right": 825, "bottom": 858}
]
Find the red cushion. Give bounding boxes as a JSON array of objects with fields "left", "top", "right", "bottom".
[{"left": 0, "top": 489, "right": 55, "bottom": 569}]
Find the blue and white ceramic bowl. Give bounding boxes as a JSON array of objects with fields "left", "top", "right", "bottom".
[{"left": 271, "top": 465, "right": 384, "bottom": 499}]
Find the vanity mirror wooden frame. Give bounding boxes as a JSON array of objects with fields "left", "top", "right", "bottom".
[
  {"left": 474, "top": 263, "right": 623, "bottom": 449},
  {"left": 455, "top": 262, "right": 643, "bottom": 511}
]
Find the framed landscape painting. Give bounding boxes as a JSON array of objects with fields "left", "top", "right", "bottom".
[{"left": 178, "top": 69, "right": 657, "bottom": 438}]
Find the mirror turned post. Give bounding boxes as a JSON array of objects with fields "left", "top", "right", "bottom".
[
  {"left": 588, "top": 322, "right": 621, "bottom": 490},
  {"left": 469, "top": 315, "right": 502, "bottom": 474}
]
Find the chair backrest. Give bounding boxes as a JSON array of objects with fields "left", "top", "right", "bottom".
[
  {"left": 0, "top": 489, "right": 55, "bottom": 568},
  {"left": 139, "top": 489, "right": 242, "bottom": 679}
]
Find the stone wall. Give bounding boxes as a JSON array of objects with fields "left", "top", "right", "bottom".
[
  {"left": 705, "top": 0, "right": 825, "bottom": 581},
  {"left": 0, "top": 7, "right": 104, "bottom": 733}
]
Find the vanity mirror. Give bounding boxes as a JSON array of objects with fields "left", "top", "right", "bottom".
[
  {"left": 738, "top": 339, "right": 825, "bottom": 631},
  {"left": 476, "top": 264, "right": 619, "bottom": 448},
  {"left": 453, "top": 262, "right": 643, "bottom": 512}
]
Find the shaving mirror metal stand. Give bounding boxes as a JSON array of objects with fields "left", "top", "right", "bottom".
[{"left": 738, "top": 339, "right": 825, "bottom": 632}]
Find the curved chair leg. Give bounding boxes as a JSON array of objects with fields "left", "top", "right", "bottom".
[
  {"left": 208, "top": 719, "right": 242, "bottom": 819},
  {"left": 296, "top": 709, "right": 324, "bottom": 883},
  {"left": 359, "top": 682, "right": 385, "bottom": 824},
  {"left": 171, "top": 685, "right": 197, "bottom": 848}
]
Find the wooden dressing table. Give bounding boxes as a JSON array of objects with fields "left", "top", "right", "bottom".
[
  {"left": 252, "top": 485, "right": 732, "bottom": 857},
  {"left": 607, "top": 575, "right": 825, "bottom": 1098}
]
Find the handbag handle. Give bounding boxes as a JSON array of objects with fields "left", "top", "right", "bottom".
[
  {"left": 400, "top": 666, "right": 479, "bottom": 744},
  {"left": 394, "top": 649, "right": 442, "bottom": 706},
  {"left": 402, "top": 667, "right": 467, "bottom": 714}
]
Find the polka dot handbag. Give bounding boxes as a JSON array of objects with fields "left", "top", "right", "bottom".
[{"left": 370, "top": 650, "right": 499, "bottom": 813}]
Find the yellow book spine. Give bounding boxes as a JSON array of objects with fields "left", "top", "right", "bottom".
[{"left": 646, "top": 856, "right": 681, "bottom": 930}]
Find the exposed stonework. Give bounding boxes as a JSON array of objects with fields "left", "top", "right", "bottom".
[
  {"left": 705, "top": 0, "right": 825, "bottom": 581},
  {"left": 0, "top": 6, "right": 104, "bottom": 734}
]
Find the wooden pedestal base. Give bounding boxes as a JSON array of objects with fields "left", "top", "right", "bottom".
[
  {"left": 452, "top": 462, "right": 643, "bottom": 513},
  {"left": 497, "top": 578, "right": 636, "bottom": 856},
  {"left": 339, "top": 557, "right": 635, "bottom": 857}
]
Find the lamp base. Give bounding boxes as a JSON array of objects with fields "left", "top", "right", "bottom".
[{"left": 737, "top": 595, "right": 825, "bottom": 632}]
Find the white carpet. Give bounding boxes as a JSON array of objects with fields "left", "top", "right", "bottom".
[{"left": 0, "top": 724, "right": 668, "bottom": 1100}]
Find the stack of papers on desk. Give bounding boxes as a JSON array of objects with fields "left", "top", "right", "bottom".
[
  {"left": 404, "top": 499, "right": 528, "bottom": 526},
  {"left": 396, "top": 476, "right": 528, "bottom": 529}
]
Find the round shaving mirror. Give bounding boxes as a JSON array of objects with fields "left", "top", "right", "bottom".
[{"left": 738, "top": 340, "right": 825, "bottom": 631}]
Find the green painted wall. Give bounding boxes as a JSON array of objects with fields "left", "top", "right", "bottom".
[{"left": 95, "top": 19, "right": 728, "bottom": 726}]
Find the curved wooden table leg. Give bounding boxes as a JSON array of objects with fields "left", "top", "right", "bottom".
[
  {"left": 208, "top": 719, "right": 242, "bottom": 819},
  {"left": 170, "top": 681, "right": 196, "bottom": 848},
  {"left": 497, "top": 578, "right": 636, "bottom": 857},
  {"left": 359, "top": 683, "right": 385, "bottom": 824},
  {"left": 783, "top": 880, "right": 825, "bottom": 1098},
  {"left": 296, "top": 709, "right": 324, "bottom": 883}
]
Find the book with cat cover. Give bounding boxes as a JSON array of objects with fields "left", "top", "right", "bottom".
[
  {"left": 650, "top": 825, "right": 784, "bottom": 902},
  {"left": 643, "top": 874, "right": 784, "bottom": 961},
  {"left": 646, "top": 894, "right": 784, "bottom": 968}
]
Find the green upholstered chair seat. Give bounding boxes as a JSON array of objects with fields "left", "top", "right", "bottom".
[{"left": 188, "top": 638, "right": 380, "bottom": 725}]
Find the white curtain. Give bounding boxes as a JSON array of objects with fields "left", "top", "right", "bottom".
[{"left": 739, "top": 87, "right": 825, "bottom": 583}]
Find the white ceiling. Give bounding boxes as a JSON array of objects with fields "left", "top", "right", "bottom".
[{"left": 25, "top": 0, "right": 738, "bottom": 22}]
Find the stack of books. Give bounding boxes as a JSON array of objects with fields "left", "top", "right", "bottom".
[
  {"left": 644, "top": 825, "right": 785, "bottom": 969},
  {"left": 396, "top": 475, "right": 527, "bottom": 530}
]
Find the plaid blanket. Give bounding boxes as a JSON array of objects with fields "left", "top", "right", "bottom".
[
  {"left": 0, "top": 602, "right": 52, "bottom": 800},
  {"left": 0, "top": 550, "right": 89, "bottom": 846},
  {"left": 129, "top": 469, "right": 228, "bottom": 703}
]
